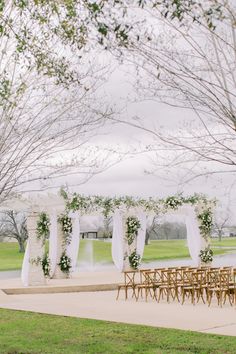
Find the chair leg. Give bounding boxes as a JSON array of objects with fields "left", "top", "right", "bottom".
[
  {"left": 182, "top": 290, "right": 185, "bottom": 305},
  {"left": 208, "top": 291, "right": 213, "bottom": 306},
  {"left": 116, "top": 287, "right": 120, "bottom": 300},
  {"left": 125, "top": 287, "right": 128, "bottom": 300}
]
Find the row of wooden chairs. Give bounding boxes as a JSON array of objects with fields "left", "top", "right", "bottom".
[{"left": 116, "top": 266, "right": 236, "bottom": 307}]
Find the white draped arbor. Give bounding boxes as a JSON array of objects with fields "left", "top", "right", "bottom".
[{"left": 1, "top": 191, "right": 215, "bottom": 286}]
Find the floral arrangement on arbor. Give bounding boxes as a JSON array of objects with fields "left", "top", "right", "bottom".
[
  {"left": 165, "top": 196, "right": 183, "bottom": 209},
  {"left": 129, "top": 250, "right": 141, "bottom": 270},
  {"left": 197, "top": 208, "right": 213, "bottom": 240},
  {"left": 30, "top": 254, "right": 50, "bottom": 278},
  {"left": 199, "top": 247, "right": 213, "bottom": 263},
  {"left": 58, "top": 252, "right": 71, "bottom": 275},
  {"left": 126, "top": 216, "right": 141, "bottom": 245},
  {"left": 36, "top": 212, "right": 50, "bottom": 242},
  {"left": 42, "top": 253, "right": 50, "bottom": 278},
  {"left": 61, "top": 189, "right": 216, "bottom": 247},
  {"left": 58, "top": 214, "right": 72, "bottom": 245},
  {"left": 61, "top": 188, "right": 215, "bottom": 216}
]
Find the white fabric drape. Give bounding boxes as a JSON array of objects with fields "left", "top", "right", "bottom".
[
  {"left": 112, "top": 209, "right": 124, "bottom": 271},
  {"left": 49, "top": 210, "right": 58, "bottom": 277},
  {"left": 21, "top": 240, "right": 29, "bottom": 286},
  {"left": 136, "top": 212, "right": 147, "bottom": 259},
  {"left": 67, "top": 211, "right": 80, "bottom": 273},
  {"left": 184, "top": 207, "right": 201, "bottom": 266},
  {"left": 161, "top": 206, "right": 201, "bottom": 266}
]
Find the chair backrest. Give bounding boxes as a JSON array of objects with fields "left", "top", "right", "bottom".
[
  {"left": 193, "top": 269, "right": 207, "bottom": 286},
  {"left": 182, "top": 269, "right": 194, "bottom": 285},
  {"left": 207, "top": 269, "right": 220, "bottom": 286},
  {"left": 232, "top": 268, "right": 236, "bottom": 286},
  {"left": 219, "top": 270, "right": 231, "bottom": 289},
  {"left": 175, "top": 268, "right": 185, "bottom": 282},
  {"left": 160, "top": 269, "right": 169, "bottom": 283},
  {"left": 164, "top": 270, "right": 178, "bottom": 286},
  {"left": 124, "top": 271, "right": 137, "bottom": 286},
  {"left": 221, "top": 266, "right": 232, "bottom": 271},
  {"left": 145, "top": 271, "right": 158, "bottom": 285},
  {"left": 139, "top": 269, "right": 152, "bottom": 284}
]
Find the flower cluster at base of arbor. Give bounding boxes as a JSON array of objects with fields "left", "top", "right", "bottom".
[
  {"left": 199, "top": 248, "right": 214, "bottom": 264},
  {"left": 58, "top": 251, "right": 71, "bottom": 276},
  {"left": 129, "top": 250, "right": 141, "bottom": 270}
]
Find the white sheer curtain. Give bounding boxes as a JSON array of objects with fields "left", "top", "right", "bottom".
[
  {"left": 21, "top": 240, "right": 29, "bottom": 286},
  {"left": 67, "top": 211, "right": 80, "bottom": 273},
  {"left": 136, "top": 211, "right": 147, "bottom": 260},
  {"left": 184, "top": 206, "right": 201, "bottom": 266},
  {"left": 162, "top": 206, "right": 201, "bottom": 266},
  {"left": 112, "top": 209, "right": 124, "bottom": 271},
  {"left": 49, "top": 210, "right": 58, "bottom": 277}
]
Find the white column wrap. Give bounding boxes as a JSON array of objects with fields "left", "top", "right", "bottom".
[
  {"left": 185, "top": 207, "right": 201, "bottom": 266},
  {"left": 49, "top": 210, "right": 58, "bottom": 277},
  {"left": 21, "top": 240, "right": 30, "bottom": 286},
  {"left": 112, "top": 209, "right": 124, "bottom": 271},
  {"left": 136, "top": 211, "right": 147, "bottom": 260},
  {"left": 67, "top": 211, "right": 80, "bottom": 273}
]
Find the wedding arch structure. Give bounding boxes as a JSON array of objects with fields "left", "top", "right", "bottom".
[{"left": 3, "top": 190, "right": 216, "bottom": 286}]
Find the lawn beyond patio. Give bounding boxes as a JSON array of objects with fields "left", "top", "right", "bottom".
[
  {"left": 0, "top": 308, "right": 236, "bottom": 354},
  {"left": 0, "top": 238, "right": 235, "bottom": 271}
]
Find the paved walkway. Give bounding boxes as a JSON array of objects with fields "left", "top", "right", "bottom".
[{"left": 0, "top": 271, "right": 236, "bottom": 337}]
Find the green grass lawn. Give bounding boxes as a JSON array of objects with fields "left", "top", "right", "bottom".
[
  {"left": 0, "top": 242, "right": 24, "bottom": 271},
  {"left": 1, "top": 237, "right": 236, "bottom": 272},
  {"left": 212, "top": 237, "right": 236, "bottom": 248},
  {"left": 0, "top": 308, "right": 236, "bottom": 354}
]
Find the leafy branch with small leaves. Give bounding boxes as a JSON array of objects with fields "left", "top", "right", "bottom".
[
  {"left": 58, "top": 214, "right": 73, "bottom": 245},
  {"left": 126, "top": 216, "right": 141, "bottom": 246},
  {"left": 197, "top": 208, "right": 213, "bottom": 240},
  {"left": 30, "top": 254, "right": 50, "bottom": 278},
  {"left": 36, "top": 213, "right": 50, "bottom": 242}
]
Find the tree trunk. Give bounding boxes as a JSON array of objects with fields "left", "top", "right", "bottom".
[
  {"left": 218, "top": 231, "right": 222, "bottom": 242},
  {"left": 18, "top": 239, "right": 25, "bottom": 253},
  {"left": 145, "top": 232, "right": 150, "bottom": 245}
]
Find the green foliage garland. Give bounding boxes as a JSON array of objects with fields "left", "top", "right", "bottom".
[
  {"left": 30, "top": 254, "right": 50, "bottom": 278},
  {"left": 126, "top": 216, "right": 141, "bottom": 246},
  {"left": 61, "top": 189, "right": 216, "bottom": 242},
  {"left": 58, "top": 214, "right": 73, "bottom": 245},
  {"left": 36, "top": 212, "right": 50, "bottom": 242},
  {"left": 197, "top": 208, "right": 213, "bottom": 240}
]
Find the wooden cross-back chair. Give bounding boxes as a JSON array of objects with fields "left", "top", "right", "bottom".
[
  {"left": 135, "top": 270, "right": 160, "bottom": 302},
  {"left": 116, "top": 270, "right": 138, "bottom": 300},
  {"left": 182, "top": 269, "right": 207, "bottom": 305},
  {"left": 229, "top": 268, "right": 236, "bottom": 305},
  {"left": 207, "top": 269, "right": 232, "bottom": 307},
  {"left": 158, "top": 270, "right": 179, "bottom": 303}
]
